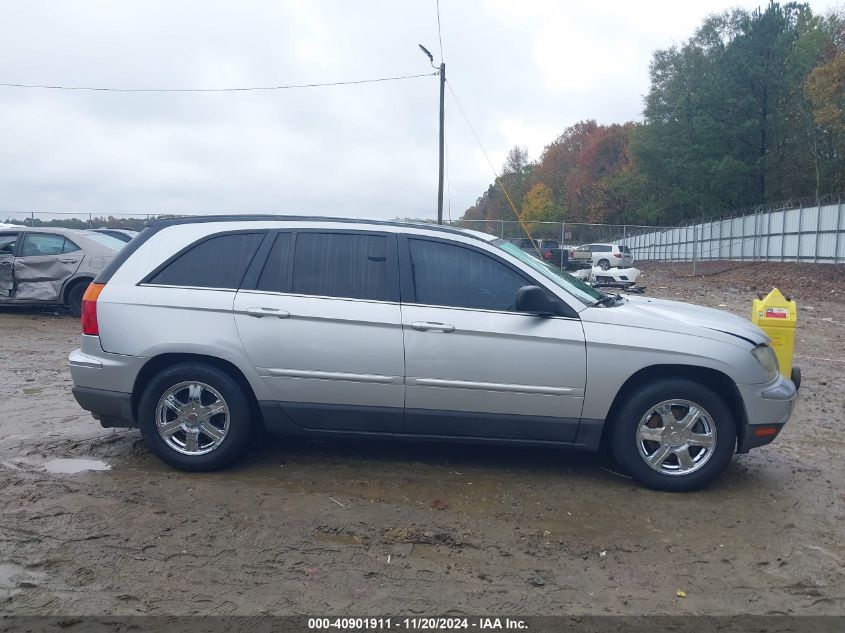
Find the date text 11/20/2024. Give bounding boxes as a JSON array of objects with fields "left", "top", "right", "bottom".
[{"left": 307, "top": 618, "right": 528, "bottom": 630}]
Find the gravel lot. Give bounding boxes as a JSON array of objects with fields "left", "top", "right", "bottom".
[{"left": 1, "top": 262, "right": 843, "bottom": 616}]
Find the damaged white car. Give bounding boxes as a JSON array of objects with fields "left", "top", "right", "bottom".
[
  {"left": 572, "top": 265, "right": 641, "bottom": 289},
  {"left": 0, "top": 227, "right": 123, "bottom": 315}
]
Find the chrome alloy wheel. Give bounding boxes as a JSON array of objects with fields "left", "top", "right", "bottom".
[
  {"left": 155, "top": 381, "right": 230, "bottom": 456},
  {"left": 636, "top": 399, "right": 717, "bottom": 476}
]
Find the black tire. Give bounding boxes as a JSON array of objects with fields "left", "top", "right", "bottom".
[
  {"left": 610, "top": 379, "right": 736, "bottom": 492},
  {"left": 598, "top": 259, "right": 611, "bottom": 271},
  {"left": 138, "top": 363, "right": 253, "bottom": 471},
  {"left": 791, "top": 366, "right": 801, "bottom": 390},
  {"left": 66, "top": 282, "right": 88, "bottom": 317}
]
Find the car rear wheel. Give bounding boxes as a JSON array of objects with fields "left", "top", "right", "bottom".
[
  {"left": 66, "top": 282, "right": 87, "bottom": 317},
  {"left": 598, "top": 259, "right": 611, "bottom": 270},
  {"left": 610, "top": 379, "right": 736, "bottom": 491},
  {"left": 138, "top": 363, "right": 252, "bottom": 471}
]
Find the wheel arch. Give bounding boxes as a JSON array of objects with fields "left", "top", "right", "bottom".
[
  {"left": 132, "top": 353, "right": 264, "bottom": 429},
  {"left": 600, "top": 364, "right": 747, "bottom": 450},
  {"left": 62, "top": 275, "right": 94, "bottom": 303}
]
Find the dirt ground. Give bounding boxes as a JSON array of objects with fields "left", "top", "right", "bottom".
[{"left": 1, "top": 262, "right": 843, "bottom": 616}]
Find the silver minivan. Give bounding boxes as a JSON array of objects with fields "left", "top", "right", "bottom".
[{"left": 69, "top": 217, "right": 797, "bottom": 491}]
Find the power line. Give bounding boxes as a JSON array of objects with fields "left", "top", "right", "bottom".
[
  {"left": 436, "top": 0, "right": 445, "bottom": 62},
  {"left": 0, "top": 72, "right": 437, "bottom": 93},
  {"left": 445, "top": 79, "right": 539, "bottom": 250},
  {"left": 445, "top": 140, "right": 452, "bottom": 224}
]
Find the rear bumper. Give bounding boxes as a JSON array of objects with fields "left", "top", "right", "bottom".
[
  {"left": 72, "top": 386, "right": 136, "bottom": 428},
  {"left": 69, "top": 335, "right": 145, "bottom": 428}
]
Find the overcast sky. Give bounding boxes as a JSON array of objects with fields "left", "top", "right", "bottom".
[{"left": 0, "top": 0, "right": 837, "bottom": 222}]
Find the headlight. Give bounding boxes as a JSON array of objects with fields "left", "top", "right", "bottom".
[{"left": 752, "top": 344, "right": 780, "bottom": 380}]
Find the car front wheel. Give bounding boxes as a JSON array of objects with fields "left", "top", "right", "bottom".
[
  {"left": 610, "top": 379, "right": 736, "bottom": 491},
  {"left": 138, "top": 363, "right": 252, "bottom": 471}
]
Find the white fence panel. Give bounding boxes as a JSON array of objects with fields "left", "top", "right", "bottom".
[{"left": 626, "top": 201, "right": 844, "bottom": 263}]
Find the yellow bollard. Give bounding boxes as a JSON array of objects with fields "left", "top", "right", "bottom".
[{"left": 752, "top": 288, "right": 799, "bottom": 386}]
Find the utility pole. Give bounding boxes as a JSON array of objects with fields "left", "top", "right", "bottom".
[
  {"left": 437, "top": 61, "right": 445, "bottom": 225},
  {"left": 420, "top": 45, "right": 445, "bottom": 225}
]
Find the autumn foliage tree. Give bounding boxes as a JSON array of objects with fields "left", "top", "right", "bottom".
[{"left": 462, "top": 2, "right": 844, "bottom": 228}]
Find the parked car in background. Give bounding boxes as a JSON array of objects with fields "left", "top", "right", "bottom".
[
  {"left": 570, "top": 243, "right": 634, "bottom": 270},
  {"left": 512, "top": 238, "right": 568, "bottom": 267},
  {"left": 0, "top": 227, "right": 123, "bottom": 315},
  {"left": 69, "top": 216, "right": 796, "bottom": 491},
  {"left": 92, "top": 228, "right": 139, "bottom": 243}
]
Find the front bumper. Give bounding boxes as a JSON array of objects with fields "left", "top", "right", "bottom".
[{"left": 736, "top": 372, "right": 797, "bottom": 452}]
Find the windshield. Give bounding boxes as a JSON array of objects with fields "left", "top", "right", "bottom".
[
  {"left": 493, "top": 239, "right": 606, "bottom": 306},
  {"left": 85, "top": 232, "right": 126, "bottom": 251}
]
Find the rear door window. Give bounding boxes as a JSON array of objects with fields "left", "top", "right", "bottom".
[
  {"left": 148, "top": 232, "right": 264, "bottom": 289},
  {"left": 255, "top": 232, "right": 293, "bottom": 292},
  {"left": 290, "top": 232, "right": 387, "bottom": 301}
]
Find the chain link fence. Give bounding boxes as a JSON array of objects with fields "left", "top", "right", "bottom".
[
  {"left": 5, "top": 198, "right": 844, "bottom": 270},
  {"left": 447, "top": 219, "right": 659, "bottom": 247}
]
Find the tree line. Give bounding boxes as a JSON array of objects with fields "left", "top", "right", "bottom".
[
  {"left": 461, "top": 2, "right": 845, "bottom": 230},
  {"left": 2, "top": 216, "right": 165, "bottom": 231}
]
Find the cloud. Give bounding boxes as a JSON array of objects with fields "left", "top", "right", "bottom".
[{"left": 0, "top": 0, "right": 834, "bottom": 220}]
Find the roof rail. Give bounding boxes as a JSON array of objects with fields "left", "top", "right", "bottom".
[{"left": 145, "top": 214, "right": 487, "bottom": 240}]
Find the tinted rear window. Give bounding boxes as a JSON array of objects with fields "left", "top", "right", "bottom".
[
  {"left": 256, "top": 232, "right": 293, "bottom": 292},
  {"left": 149, "top": 232, "right": 263, "bottom": 289},
  {"left": 291, "top": 232, "right": 387, "bottom": 301}
]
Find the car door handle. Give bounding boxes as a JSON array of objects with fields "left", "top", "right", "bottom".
[
  {"left": 59, "top": 258, "right": 79, "bottom": 264},
  {"left": 411, "top": 321, "right": 455, "bottom": 333},
  {"left": 0, "top": 261, "right": 11, "bottom": 266},
  {"left": 245, "top": 307, "right": 290, "bottom": 319}
]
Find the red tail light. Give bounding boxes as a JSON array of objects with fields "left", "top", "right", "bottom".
[
  {"left": 613, "top": 252, "right": 622, "bottom": 258},
  {"left": 543, "top": 251, "right": 553, "bottom": 259},
  {"left": 569, "top": 249, "right": 574, "bottom": 257},
  {"left": 81, "top": 283, "right": 105, "bottom": 336}
]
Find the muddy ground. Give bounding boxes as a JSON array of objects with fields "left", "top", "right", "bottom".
[{"left": 0, "top": 262, "right": 843, "bottom": 616}]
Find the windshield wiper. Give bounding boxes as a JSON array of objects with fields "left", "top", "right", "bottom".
[{"left": 593, "top": 293, "right": 622, "bottom": 307}]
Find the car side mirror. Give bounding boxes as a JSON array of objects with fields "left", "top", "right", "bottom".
[{"left": 515, "top": 285, "right": 561, "bottom": 316}]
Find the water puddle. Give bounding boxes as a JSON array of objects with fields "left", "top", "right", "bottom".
[
  {"left": 314, "top": 532, "right": 364, "bottom": 546},
  {"left": 0, "top": 562, "right": 47, "bottom": 599},
  {"left": 0, "top": 563, "right": 24, "bottom": 588},
  {"left": 43, "top": 458, "right": 111, "bottom": 474}
]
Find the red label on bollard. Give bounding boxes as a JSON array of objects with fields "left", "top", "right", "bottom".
[{"left": 765, "top": 308, "right": 788, "bottom": 318}]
